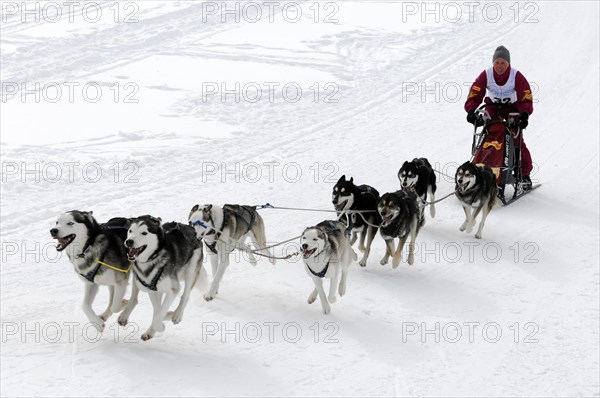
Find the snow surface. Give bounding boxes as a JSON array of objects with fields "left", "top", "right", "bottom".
[{"left": 1, "top": 1, "right": 599, "bottom": 397}]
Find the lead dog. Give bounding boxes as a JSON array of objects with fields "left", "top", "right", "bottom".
[
  {"left": 50, "top": 211, "right": 138, "bottom": 331},
  {"left": 332, "top": 175, "right": 380, "bottom": 267},
  {"left": 300, "top": 220, "right": 356, "bottom": 314},
  {"left": 398, "top": 157, "right": 437, "bottom": 224},
  {"left": 125, "top": 216, "right": 204, "bottom": 340},
  {"left": 188, "top": 204, "right": 275, "bottom": 301},
  {"left": 377, "top": 191, "right": 421, "bottom": 267},
  {"left": 454, "top": 161, "right": 498, "bottom": 239}
]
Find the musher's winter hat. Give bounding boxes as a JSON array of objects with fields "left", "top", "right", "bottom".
[{"left": 493, "top": 45, "right": 510, "bottom": 63}]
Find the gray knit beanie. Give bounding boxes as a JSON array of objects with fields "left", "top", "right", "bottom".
[{"left": 493, "top": 45, "right": 510, "bottom": 63}]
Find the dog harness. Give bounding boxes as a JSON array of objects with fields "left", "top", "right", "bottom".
[
  {"left": 78, "top": 258, "right": 131, "bottom": 282},
  {"left": 80, "top": 262, "right": 102, "bottom": 282},
  {"left": 204, "top": 205, "right": 257, "bottom": 255},
  {"left": 76, "top": 218, "right": 132, "bottom": 281},
  {"left": 134, "top": 264, "right": 165, "bottom": 291},
  {"left": 307, "top": 260, "right": 330, "bottom": 278}
]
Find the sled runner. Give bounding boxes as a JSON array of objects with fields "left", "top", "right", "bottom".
[{"left": 470, "top": 102, "right": 541, "bottom": 205}]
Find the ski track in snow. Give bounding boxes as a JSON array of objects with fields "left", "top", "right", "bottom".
[{"left": 1, "top": 2, "right": 599, "bottom": 397}]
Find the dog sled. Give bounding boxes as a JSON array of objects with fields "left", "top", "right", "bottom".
[{"left": 470, "top": 102, "right": 541, "bottom": 205}]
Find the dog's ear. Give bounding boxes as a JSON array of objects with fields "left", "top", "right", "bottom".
[
  {"left": 156, "top": 217, "right": 162, "bottom": 224},
  {"left": 349, "top": 177, "right": 354, "bottom": 184},
  {"left": 337, "top": 175, "right": 346, "bottom": 184},
  {"left": 191, "top": 204, "right": 199, "bottom": 213},
  {"left": 203, "top": 204, "right": 212, "bottom": 212}
]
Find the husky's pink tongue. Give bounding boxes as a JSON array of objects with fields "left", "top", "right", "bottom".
[
  {"left": 54, "top": 234, "right": 74, "bottom": 250},
  {"left": 128, "top": 246, "right": 145, "bottom": 258},
  {"left": 303, "top": 248, "right": 316, "bottom": 259}
]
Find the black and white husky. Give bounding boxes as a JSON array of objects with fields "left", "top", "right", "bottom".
[
  {"left": 454, "top": 161, "right": 498, "bottom": 239},
  {"left": 332, "top": 175, "right": 380, "bottom": 267},
  {"left": 188, "top": 204, "right": 275, "bottom": 302},
  {"left": 125, "top": 216, "right": 204, "bottom": 341},
  {"left": 50, "top": 211, "right": 138, "bottom": 331},
  {"left": 398, "top": 157, "right": 437, "bottom": 224},
  {"left": 377, "top": 191, "right": 421, "bottom": 267},
  {"left": 300, "top": 220, "right": 356, "bottom": 314}
]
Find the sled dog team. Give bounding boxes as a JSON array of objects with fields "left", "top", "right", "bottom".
[{"left": 50, "top": 159, "right": 498, "bottom": 340}]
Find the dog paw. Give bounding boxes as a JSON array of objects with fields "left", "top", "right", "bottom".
[
  {"left": 407, "top": 254, "right": 414, "bottom": 265},
  {"left": 392, "top": 257, "right": 400, "bottom": 269},
  {"left": 141, "top": 331, "right": 154, "bottom": 341},
  {"left": 90, "top": 321, "right": 105, "bottom": 333},
  {"left": 380, "top": 257, "right": 388, "bottom": 265},
  {"left": 117, "top": 315, "right": 129, "bottom": 326},
  {"left": 475, "top": 232, "right": 482, "bottom": 239},
  {"left": 171, "top": 311, "right": 183, "bottom": 325},
  {"left": 152, "top": 322, "right": 165, "bottom": 332},
  {"left": 459, "top": 224, "right": 467, "bottom": 232},
  {"left": 322, "top": 305, "right": 331, "bottom": 315},
  {"left": 328, "top": 295, "right": 337, "bottom": 304},
  {"left": 307, "top": 291, "right": 317, "bottom": 304},
  {"left": 99, "top": 313, "right": 110, "bottom": 322},
  {"left": 204, "top": 294, "right": 215, "bottom": 302},
  {"left": 338, "top": 285, "right": 346, "bottom": 297}
]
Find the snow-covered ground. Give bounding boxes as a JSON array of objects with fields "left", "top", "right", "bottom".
[{"left": 1, "top": 1, "right": 599, "bottom": 396}]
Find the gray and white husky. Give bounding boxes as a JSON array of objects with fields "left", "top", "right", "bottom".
[
  {"left": 188, "top": 204, "right": 275, "bottom": 301},
  {"left": 454, "top": 161, "right": 498, "bottom": 239},
  {"left": 300, "top": 220, "right": 356, "bottom": 314},
  {"left": 125, "top": 215, "right": 204, "bottom": 341},
  {"left": 50, "top": 211, "right": 138, "bottom": 331}
]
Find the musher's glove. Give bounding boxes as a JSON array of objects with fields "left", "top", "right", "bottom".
[
  {"left": 466, "top": 110, "right": 477, "bottom": 124},
  {"left": 467, "top": 110, "right": 483, "bottom": 127},
  {"left": 519, "top": 112, "right": 529, "bottom": 129}
]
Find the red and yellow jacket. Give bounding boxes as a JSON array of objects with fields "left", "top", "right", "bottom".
[{"left": 464, "top": 66, "right": 534, "bottom": 115}]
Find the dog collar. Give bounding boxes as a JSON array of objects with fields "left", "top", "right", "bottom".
[{"left": 75, "top": 242, "right": 93, "bottom": 259}]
